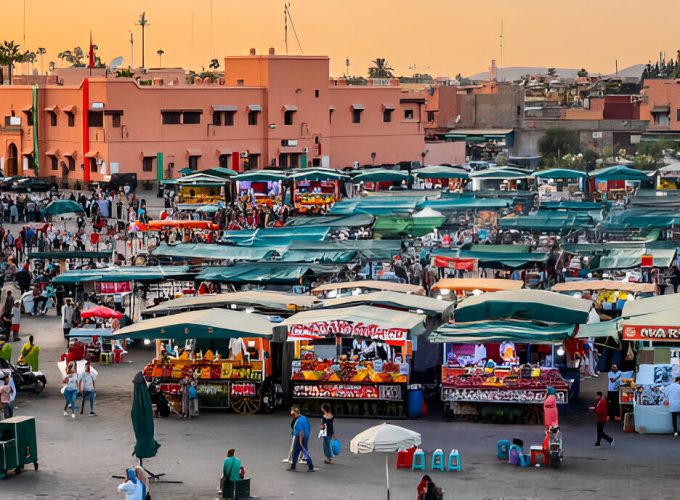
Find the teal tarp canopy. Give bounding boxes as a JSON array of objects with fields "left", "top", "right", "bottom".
[
  {"left": 576, "top": 320, "right": 619, "bottom": 339},
  {"left": 562, "top": 241, "right": 676, "bottom": 269},
  {"left": 233, "top": 170, "right": 286, "bottom": 181},
  {"left": 432, "top": 245, "right": 547, "bottom": 269},
  {"left": 289, "top": 168, "right": 347, "bottom": 181},
  {"left": 329, "top": 196, "right": 424, "bottom": 216},
  {"left": 469, "top": 167, "right": 532, "bottom": 180},
  {"left": 415, "top": 165, "right": 469, "bottom": 179},
  {"left": 179, "top": 167, "right": 193, "bottom": 175},
  {"left": 499, "top": 212, "right": 595, "bottom": 232},
  {"left": 533, "top": 168, "right": 588, "bottom": 180},
  {"left": 416, "top": 197, "right": 509, "bottom": 210},
  {"left": 590, "top": 165, "right": 650, "bottom": 182},
  {"left": 279, "top": 249, "right": 358, "bottom": 263},
  {"left": 285, "top": 214, "right": 374, "bottom": 228},
  {"left": 540, "top": 201, "right": 607, "bottom": 211},
  {"left": 151, "top": 243, "right": 278, "bottom": 261},
  {"left": 454, "top": 289, "right": 592, "bottom": 324},
  {"left": 27, "top": 251, "right": 111, "bottom": 260},
  {"left": 373, "top": 215, "right": 446, "bottom": 237},
  {"left": 202, "top": 166, "right": 238, "bottom": 178},
  {"left": 197, "top": 263, "right": 343, "bottom": 284},
  {"left": 220, "top": 226, "right": 330, "bottom": 245},
  {"left": 600, "top": 208, "right": 680, "bottom": 231},
  {"left": 352, "top": 169, "right": 411, "bottom": 183},
  {"left": 53, "top": 266, "right": 195, "bottom": 284},
  {"left": 45, "top": 200, "right": 85, "bottom": 216},
  {"left": 430, "top": 320, "right": 575, "bottom": 344},
  {"left": 288, "top": 239, "right": 401, "bottom": 260}
]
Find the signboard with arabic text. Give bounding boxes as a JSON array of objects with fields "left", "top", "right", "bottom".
[
  {"left": 622, "top": 325, "right": 680, "bottom": 342},
  {"left": 287, "top": 320, "right": 408, "bottom": 341},
  {"left": 292, "top": 383, "right": 403, "bottom": 401},
  {"left": 442, "top": 387, "right": 568, "bottom": 405}
]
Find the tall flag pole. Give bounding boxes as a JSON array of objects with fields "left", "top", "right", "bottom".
[{"left": 88, "top": 31, "right": 95, "bottom": 71}]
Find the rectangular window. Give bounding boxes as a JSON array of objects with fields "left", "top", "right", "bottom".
[
  {"left": 315, "top": 90, "right": 320, "bottom": 98},
  {"left": 383, "top": 109, "right": 393, "bottom": 123},
  {"left": 112, "top": 114, "right": 121, "bottom": 128},
  {"left": 188, "top": 156, "right": 199, "bottom": 170},
  {"left": 676, "top": 109, "right": 680, "bottom": 122},
  {"left": 89, "top": 158, "right": 97, "bottom": 173},
  {"left": 218, "top": 154, "right": 231, "bottom": 168},
  {"left": 224, "top": 111, "right": 235, "bottom": 127},
  {"left": 183, "top": 111, "right": 201, "bottom": 125},
  {"left": 68, "top": 156, "right": 75, "bottom": 171},
  {"left": 213, "top": 112, "right": 222, "bottom": 126},
  {"left": 49, "top": 111, "right": 57, "bottom": 127},
  {"left": 67, "top": 113, "right": 75, "bottom": 127},
  {"left": 88, "top": 111, "right": 103, "bottom": 127},
  {"left": 404, "top": 109, "right": 414, "bottom": 120},
  {"left": 50, "top": 156, "right": 58, "bottom": 171},
  {"left": 237, "top": 79, "right": 244, "bottom": 86},
  {"left": 142, "top": 157, "right": 154, "bottom": 172},
  {"left": 329, "top": 109, "right": 334, "bottom": 124},
  {"left": 427, "top": 111, "right": 435, "bottom": 122},
  {"left": 161, "top": 111, "right": 182, "bottom": 125},
  {"left": 248, "top": 154, "right": 259, "bottom": 169},
  {"left": 284, "top": 110, "right": 295, "bottom": 126},
  {"left": 25, "top": 111, "right": 33, "bottom": 126},
  {"left": 352, "top": 109, "right": 363, "bottom": 124},
  {"left": 248, "top": 111, "right": 259, "bottom": 126}
]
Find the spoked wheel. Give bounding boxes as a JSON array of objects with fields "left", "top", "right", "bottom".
[{"left": 231, "top": 393, "right": 262, "bottom": 414}]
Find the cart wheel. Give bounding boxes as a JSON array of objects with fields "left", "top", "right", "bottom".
[
  {"left": 34, "top": 462, "right": 39, "bottom": 471},
  {"left": 231, "top": 393, "right": 262, "bottom": 414}
]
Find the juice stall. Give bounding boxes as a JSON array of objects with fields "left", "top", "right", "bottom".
[
  {"left": 233, "top": 170, "right": 286, "bottom": 206},
  {"left": 289, "top": 168, "right": 347, "bottom": 213},
  {"left": 281, "top": 305, "right": 426, "bottom": 418}
]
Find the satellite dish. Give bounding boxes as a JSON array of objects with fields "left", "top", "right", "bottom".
[{"left": 109, "top": 57, "right": 124, "bottom": 71}]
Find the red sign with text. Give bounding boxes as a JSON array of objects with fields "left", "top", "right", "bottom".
[
  {"left": 287, "top": 320, "right": 408, "bottom": 341},
  {"left": 95, "top": 282, "right": 132, "bottom": 294},
  {"left": 622, "top": 325, "right": 680, "bottom": 342}
]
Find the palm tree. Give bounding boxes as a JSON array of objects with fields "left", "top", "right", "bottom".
[
  {"left": 157, "top": 48, "right": 164, "bottom": 67},
  {"left": 37, "top": 47, "right": 46, "bottom": 74},
  {"left": 24, "top": 51, "right": 37, "bottom": 73},
  {"left": 0, "top": 41, "right": 30, "bottom": 85},
  {"left": 48, "top": 61, "right": 56, "bottom": 73},
  {"left": 72, "top": 46, "right": 84, "bottom": 67},
  {"left": 368, "top": 58, "right": 394, "bottom": 79},
  {"left": 137, "top": 12, "right": 150, "bottom": 68},
  {"left": 209, "top": 58, "right": 220, "bottom": 70}
]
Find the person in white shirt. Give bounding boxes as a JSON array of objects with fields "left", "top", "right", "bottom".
[
  {"left": 117, "top": 468, "right": 145, "bottom": 499},
  {"left": 607, "top": 364, "right": 622, "bottom": 419},
  {"left": 663, "top": 377, "right": 680, "bottom": 436},
  {"left": 78, "top": 363, "right": 96, "bottom": 416}
]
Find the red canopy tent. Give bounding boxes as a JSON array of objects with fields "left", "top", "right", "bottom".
[{"left": 81, "top": 305, "right": 123, "bottom": 320}]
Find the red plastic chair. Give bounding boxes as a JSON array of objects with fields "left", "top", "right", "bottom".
[{"left": 396, "top": 446, "right": 417, "bottom": 469}]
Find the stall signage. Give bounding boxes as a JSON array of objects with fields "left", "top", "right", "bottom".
[
  {"left": 96, "top": 282, "right": 132, "bottom": 294},
  {"left": 622, "top": 325, "right": 680, "bottom": 342},
  {"left": 292, "top": 384, "right": 403, "bottom": 401},
  {"left": 432, "top": 256, "right": 477, "bottom": 271},
  {"left": 442, "top": 387, "right": 568, "bottom": 404},
  {"left": 288, "top": 320, "right": 408, "bottom": 341},
  {"left": 231, "top": 382, "right": 257, "bottom": 397}
]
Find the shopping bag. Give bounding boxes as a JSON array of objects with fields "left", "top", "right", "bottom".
[{"left": 331, "top": 438, "right": 341, "bottom": 456}]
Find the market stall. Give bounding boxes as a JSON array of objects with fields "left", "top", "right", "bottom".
[
  {"left": 532, "top": 168, "right": 588, "bottom": 202},
  {"left": 415, "top": 165, "right": 469, "bottom": 191},
  {"left": 589, "top": 165, "right": 651, "bottom": 200},
  {"left": 114, "top": 308, "right": 277, "bottom": 414},
  {"left": 281, "top": 305, "right": 426, "bottom": 418},
  {"left": 312, "top": 280, "right": 425, "bottom": 299},
  {"left": 233, "top": 170, "right": 286, "bottom": 206},
  {"left": 351, "top": 168, "right": 411, "bottom": 193},
  {"left": 289, "top": 168, "right": 347, "bottom": 212}
]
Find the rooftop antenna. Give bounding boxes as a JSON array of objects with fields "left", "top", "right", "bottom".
[
  {"left": 499, "top": 20, "right": 504, "bottom": 70},
  {"left": 284, "top": 3, "right": 304, "bottom": 55},
  {"left": 210, "top": 0, "right": 214, "bottom": 59}
]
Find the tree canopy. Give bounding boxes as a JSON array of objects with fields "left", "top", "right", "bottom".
[
  {"left": 368, "top": 58, "right": 394, "bottom": 79},
  {"left": 538, "top": 128, "right": 580, "bottom": 162}
]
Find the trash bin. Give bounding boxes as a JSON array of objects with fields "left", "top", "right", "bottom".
[
  {"left": 0, "top": 416, "right": 38, "bottom": 473},
  {"left": 113, "top": 349, "right": 123, "bottom": 364},
  {"left": 407, "top": 384, "right": 423, "bottom": 419}
]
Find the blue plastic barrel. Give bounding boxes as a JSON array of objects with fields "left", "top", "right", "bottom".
[{"left": 407, "top": 385, "right": 423, "bottom": 419}]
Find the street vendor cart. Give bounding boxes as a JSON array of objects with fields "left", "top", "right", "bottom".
[{"left": 112, "top": 308, "right": 278, "bottom": 414}]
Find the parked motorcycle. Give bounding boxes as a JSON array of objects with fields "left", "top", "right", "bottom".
[{"left": 0, "top": 358, "right": 47, "bottom": 394}]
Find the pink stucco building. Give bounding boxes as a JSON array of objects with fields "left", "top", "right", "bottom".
[{"left": 0, "top": 49, "right": 462, "bottom": 185}]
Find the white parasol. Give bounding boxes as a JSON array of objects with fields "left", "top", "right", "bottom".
[{"left": 350, "top": 423, "right": 421, "bottom": 500}]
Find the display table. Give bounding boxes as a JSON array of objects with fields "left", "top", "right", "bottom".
[{"left": 634, "top": 404, "right": 674, "bottom": 434}]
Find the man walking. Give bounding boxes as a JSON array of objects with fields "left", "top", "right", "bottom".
[
  {"left": 663, "top": 377, "right": 680, "bottom": 436},
  {"left": 591, "top": 391, "right": 614, "bottom": 447},
  {"left": 78, "top": 363, "right": 96, "bottom": 416},
  {"left": 289, "top": 405, "right": 315, "bottom": 472}
]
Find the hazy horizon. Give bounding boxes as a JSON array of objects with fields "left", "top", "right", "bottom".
[{"left": 1, "top": 0, "right": 676, "bottom": 77}]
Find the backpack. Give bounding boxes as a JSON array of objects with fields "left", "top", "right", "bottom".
[{"left": 188, "top": 385, "right": 198, "bottom": 400}]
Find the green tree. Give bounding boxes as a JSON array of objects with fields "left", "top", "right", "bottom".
[
  {"left": 538, "top": 128, "right": 580, "bottom": 165},
  {"left": 368, "top": 58, "right": 394, "bottom": 79},
  {"left": 209, "top": 58, "right": 220, "bottom": 70},
  {"left": 0, "top": 40, "right": 31, "bottom": 85},
  {"left": 577, "top": 68, "right": 589, "bottom": 77},
  {"left": 547, "top": 67, "right": 557, "bottom": 77},
  {"left": 156, "top": 49, "right": 164, "bottom": 67},
  {"left": 37, "top": 47, "right": 46, "bottom": 73}
]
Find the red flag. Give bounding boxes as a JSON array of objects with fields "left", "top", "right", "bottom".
[{"left": 88, "top": 31, "right": 95, "bottom": 69}]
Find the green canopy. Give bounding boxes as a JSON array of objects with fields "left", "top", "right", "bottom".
[
  {"left": 430, "top": 320, "right": 575, "bottom": 344},
  {"left": 415, "top": 165, "right": 469, "bottom": 180},
  {"left": 288, "top": 239, "right": 401, "bottom": 261},
  {"left": 322, "top": 291, "right": 453, "bottom": 317},
  {"left": 540, "top": 201, "right": 607, "bottom": 211},
  {"left": 233, "top": 169, "right": 287, "bottom": 182},
  {"left": 151, "top": 243, "right": 278, "bottom": 261},
  {"left": 27, "top": 251, "right": 111, "bottom": 260},
  {"left": 45, "top": 200, "right": 84, "bottom": 216},
  {"left": 432, "top": 246, "right": 547, "bottom": 269},
  {"left": 454, "top": 289, "right": 592, "bottom": 324},
  {"left": 114, "top": 308, "right": 273, "bottom": 340},
  {"left": 197, "top": 263, "right": 343, "bottom": 285},
  {"left": 575, "top": 320, "right": 619, "bottom": 339},
  {"left": 621, "top": 293, "right": 680, "bottom": 319},
  {"left": 179, "top": 167, "right": 193, "bottom": 175},
  {"left": 289, "top": 168, "right": 347, "bottom": 181},
  {"left": 221, "top": 226, "right": 330, "bottom": 245},
  {"left": 202, "top": 166, "right": 238, "bottom": 178},
  {"left": 533, "top": 168, "right": 588, "bottom": 180},
  {"left": 469, "top": 167, "right": 532, "bottom": 180},
  {"left": 499, "top": 212, "right": 595, "bottom": 232},
  {"left": 329, "top": 196, "right": 424, "bottom": 216},
  {"left": 53, "top": 266, "right": 196, "bottom": 284},
  {"left": 285, "top": 214, "right": 375, "bottom": 228},
  {"left": 600, "top": 208, "right": 680, "bottom": 231},
  {"left": 598, "top": 247, "right": 676, "bottom": 269},
  {"left": 352, "top": 169, "right": 411, "bottom": 183},
  {"left": 416, "top": 197, "right": 509, "bottom": 210},
  {"left": 374, "top": 215, "right": 446, "bottom": 237},
  {"left": 132, "top": 372, "right": 160, "bottom": 459},
  {"left": 279, "top": 249, "right": 358, "bottom": 263},
  {"left": 590, "top": 165, "right": 650, "bottom": 182}
]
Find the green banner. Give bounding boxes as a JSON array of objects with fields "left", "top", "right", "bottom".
[
  {"left": 156, "top": 152, "right": 164, "bottom": 181},
  {"left": 32, "top": 85, "right": 39, "bottom": 174}
]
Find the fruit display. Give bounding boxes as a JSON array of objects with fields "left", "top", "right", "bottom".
[
  {"left": 143, "top": 349, "right": 266, "bottom": 382},
  {"left": 441, "top": 366, "right": 569, "bottom": 391},
  {"left": 291, "top": 359, "right": 408, "bottom": 384}
]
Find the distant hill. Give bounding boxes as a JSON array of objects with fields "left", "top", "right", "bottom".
[{"left": 467, "top": 64, "right": 645, "bottom": 81}]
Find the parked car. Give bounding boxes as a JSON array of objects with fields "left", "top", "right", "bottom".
[{"left": 12, "top": 177, "right": 58, "bottom": 192}]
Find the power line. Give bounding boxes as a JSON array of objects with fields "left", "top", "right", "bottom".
[{"left": 284, "top": 3, "right": 304, "bottom": 54}]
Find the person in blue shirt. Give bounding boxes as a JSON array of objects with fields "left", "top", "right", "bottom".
[{"left": 289, "top": 405, "right": 314, "bottom": 471}]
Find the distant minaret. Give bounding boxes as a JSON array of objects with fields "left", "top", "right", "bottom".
[{"left": 489, "top": 59, "right": 498, "bottom": 82}]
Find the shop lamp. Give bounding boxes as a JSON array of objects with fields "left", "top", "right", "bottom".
[
  {"left": 440, "top": 289, "right": 450, "bottom": 296},
  {"left": 556, "top": 345, "right": 565, "bottom": 357},
  {"left": 144, "top": 339, "right": 151, "bottom": 345},
  {"left": 471, "top": 289, "right": 483, "bottom": 296},
  {"left": 230, "top": 304, "right": 237, "bottom": 309},
  {"left": 245, "top": 307, "right": 255, "bottom": 314},
  {"left": 352, "top": 288, "right": 362, "bottom": 296},
  {"left": 416, "top": 309, "right": 424, "bottom": 314}
]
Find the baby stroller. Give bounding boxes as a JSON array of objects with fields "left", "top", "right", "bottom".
[{"left": 548, "top": 426, "right": 563, "bottom": 468}]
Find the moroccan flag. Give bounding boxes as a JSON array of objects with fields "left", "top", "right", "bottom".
[{"left": 88, "top": 32, "right": 95, "bottom": 69}]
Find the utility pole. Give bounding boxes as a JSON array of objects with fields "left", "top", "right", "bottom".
[
  {"left": 137, "top": 12, "right": 149, "bottom": 69},
  {"left": 129, "top": 31, "right": 134, "bottom": 69},
  {"left": 284, "top": 3, "right": 290, "bottom": 55}
]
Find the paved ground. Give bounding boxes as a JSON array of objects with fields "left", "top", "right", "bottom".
[{"left": 1, "top": 313, "right": 679, "bottom": 500}]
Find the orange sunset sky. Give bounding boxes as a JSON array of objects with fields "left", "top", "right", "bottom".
[{"left": 2, "top": 0, "right": 678, "bottom": 77}]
